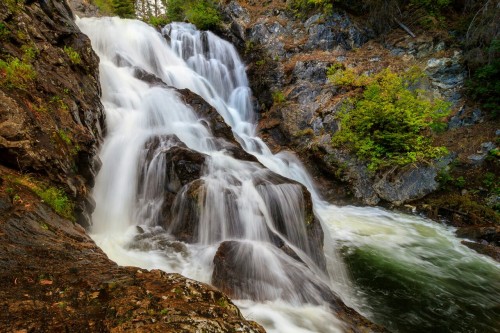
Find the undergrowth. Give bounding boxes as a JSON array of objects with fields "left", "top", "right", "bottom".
[{"left": 329, "top": 66, "right": 451, "bottom": 172}]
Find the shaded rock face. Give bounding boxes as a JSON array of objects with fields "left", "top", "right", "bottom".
[
  {"left": 373, "top": 164, "right": 439, "bottom": 206},
  {"left": 0, "top": 0, "right": 104, "bottom": 227},
  {"left": 0, "top": 171, "right": 265, "bottom": 332},
  {"left": 212, "top": 240, "right": 335, "bottom": 303}
]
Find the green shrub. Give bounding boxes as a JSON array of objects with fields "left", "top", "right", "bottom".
[
  {"left": 112, "top": 0, "right": 135, "bottom": 18},
  {"left": 36, "top": 186, "right": 74, "bottom": 220},
  {"left": 331, "top": 68, "right": 450, "bottom": 171},
  {"left": 165, "top": 0, "right": 221, "bottom": 30},
  {"left": 148, "top": 15, "right": 170, "bottom": 27},
  {"left": 0, "top": 57, "right": 36, "bottom": 89},
  {"left": 288, "top": 0, "right": 335, "bottom": 16}
]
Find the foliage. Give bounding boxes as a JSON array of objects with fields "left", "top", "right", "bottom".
[
  {"left": 0, "top": 57, "right": 36, "bottom": 89},
  {"left": 63, "top": 46, "right": 82, "bottom": 65},
  {"left": 0, "top": 22, "right": 10, "bottom": 40},
  {"left": 91, "top": 0, "right": 114, "bottom": 15},
  {"left": 330, "top": 68, "right": 450, "bottom": 171},
  {"left": 288, "top": 0, "right": 336, "bottom": 16},
  {"left": 165, "top": 0, "right": 221, "bottom": 30},
  {"left": 466, "top": 39, "right": 500, "bottom": 117},
  {"left": 12, "top": 176, "right": 74, "bottom": 220},
  {"left": 147, "top": 15, "right": 170, "bottom": 27},
  {"left": 36, "top": 186, "right": 74, "bottom": 220},
  {"left": 272, "top": 90, "right": 286, "bottom": 104},
  {"left": 112, "top": 0, "right": 135, "bottom": 18}
]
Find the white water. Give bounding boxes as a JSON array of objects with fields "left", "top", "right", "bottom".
[{"left": 77, "top": 17, "right": 500, "bottom": 333}]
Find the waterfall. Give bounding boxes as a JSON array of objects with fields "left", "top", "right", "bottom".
[{"left": 77, "top": 17, "right": 500, "bottom": 333}]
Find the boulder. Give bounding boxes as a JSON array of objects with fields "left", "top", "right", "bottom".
[
  {"left": 373, "top": 164, "right": 440, "bottom": 206},
  {"left": 212, "top": 240, "right": 336, "bottom": 304}
]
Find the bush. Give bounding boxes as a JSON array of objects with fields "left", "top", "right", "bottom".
[
  {"left": 112, "top": 0, "right": 135, "bottom": 18},
  {"left": 331, "top": 68, "right": 450, "bottom": 171},
  {"left": 165, "top": 0, "right": 221, "bottom": 30},
  {"left": 288, "top": 0, "right": 335, "bottom": 16}
]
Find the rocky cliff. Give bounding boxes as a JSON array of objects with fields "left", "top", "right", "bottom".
[
  {"left": 217, "top": 0, "right": 499, "bottom": 259},
  {"left": 0, "top": 1, "right": 265, "bottom": 331}
]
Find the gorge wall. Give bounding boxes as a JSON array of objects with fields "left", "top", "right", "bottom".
[{"left": 0, "top": 1, "right": 265, "bottom": 331}]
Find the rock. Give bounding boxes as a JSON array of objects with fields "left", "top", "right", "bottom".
[
  {"left": 456, "top": 226, "right": 500, "bottom": 245},
  {"left": 374, "top": 164, "right": 439, "bottom": 206},
  {"left": 136, "top": 135, "right": 207, "bottom": 233},
  {"left": 0, "top": 0, "right": 105, "bottom": 227},
  {"left": 293, "top": 61, "right": 331, "bottom": 84},
  {"left": 0, "top": 183, "right": 264, "bottom": 332},
  {"left": 177, "top": 89, "right": 258, "bottom": 162},
  {"left": 425, "top": 52, "right": 466, "bottom": 102},
  {"left": 212, "top": 240, "right": 387, "bottom": 332},
  {"left": 212, "top": 240, "right": 335, "bottom": 304},
  {"left": 304, "top": 12, "right": 369, "bottom": 51},
  {"left": 448, "top": 107, "right": 482, "bottom": 129},
  {"left": 467, "top": 141, "right": 497, "bottom": 165},
  {"left": 461, "top": 241, "right": 500, "bottom": 262}
]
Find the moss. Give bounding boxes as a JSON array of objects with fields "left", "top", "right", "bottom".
[
  {"left": 272, "top": 90, "right": 286, "bottom": 105},
  {"left": 11, "top": 175, "right": 74, "bottom": 221},
  {"left": 63, "top": 46, "right": 82, "bottom": 65}
]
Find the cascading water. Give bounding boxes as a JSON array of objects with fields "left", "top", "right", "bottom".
[{"left": 77, "top": 17, "right": 500, "bottom": 333}]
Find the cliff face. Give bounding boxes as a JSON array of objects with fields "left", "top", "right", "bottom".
[
  {"left": 0, "top": 1, "right": 265, "bottom": 331},
  {"left": 0, "top": 0, "right": 104, "bottom": 228},
  {"left": 218, "top": 0, "right": 499, "bottom": 257}
]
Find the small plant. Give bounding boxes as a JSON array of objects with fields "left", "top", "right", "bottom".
[
  {"left": 454, "top": 176, "right": 466, "bottom": 189},
  {"left": 166, "top": 0, "right": 221, "bottom": 30},
  {"left": 0, "top": 57, "right": 37, "bottom": 89},
  {"left": 57, "top": 129, "right": 72, "bottom": 145},
  {"left": 63, "top": 46, "right": 82, "bottom": 65},
  {"left": 272, "top": 90, "right": 286, "bottom": 104},
  {"left": 21, "top": 45, "right": 39, "bottom": 62},
  {"left": 0, "top": 22, "right": 10, "bottom": 40},
  {"left": 148, "top": 15, "right": 170, "bottom": 27}
]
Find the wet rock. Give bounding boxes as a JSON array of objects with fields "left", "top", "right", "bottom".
[
  {"left": 212, "top": 240, "right": 334, "bottom": 303},
  {"left": 456, "top": 226, "right": 500, "bottom": 245},
  {"left": 0, "top": 184, "right": 264, "bottom": 332},
  {"left": 461, "top": 241, "right": 500, "bottom": 262},
  {"left": 467, "top": 142, "right": 496, "bottom": 165},
  {"left": 212, "top": 240, "right": 387, "bottom": 332},
  {"left": 177, "top": 89, "right": 258, "bottom": 162},
  {"left": 167, "top": 179, "right": 205, "bottom": 242}
]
